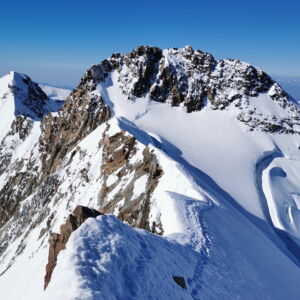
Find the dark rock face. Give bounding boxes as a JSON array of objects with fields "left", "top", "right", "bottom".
[
  {"left": 0, "top": 170, "right": 37, "bottom": 228},
  {"left": 124, "top": 46, "right": 163, "bottom": 98},
  {"left": 9, "top": 116, "right": 34, "bottom": 141},
  {"left": 173, "top": 276, "right": 187, "bottom": 289},
  {"left": 0, "top": 173, "right": 58, "bottom": 259},
  {"left": 0, "top": 116, "right": 33, "bottom": 177},
  {"left": 44, "top": 205, "right": 101, "bottom": 289},
  {"left": 150, "top": 46, "right": 215, "bottom": 111},
  {"left": 105, "top": 46, "right": 274, "bottom": 111}
]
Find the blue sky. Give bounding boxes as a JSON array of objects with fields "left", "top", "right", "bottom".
[{"left": 0, "top": 0, "right": 299, "bottom": 87}]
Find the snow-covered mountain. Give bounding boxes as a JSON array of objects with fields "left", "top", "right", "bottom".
[
  {"left": 1, "top": 46, "right": 300, "bottom": 299},
  {"left": 39, "top": 83, "right": 71, "bottom": 101}
]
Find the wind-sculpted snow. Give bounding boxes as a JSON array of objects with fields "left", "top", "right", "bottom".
[
  {"left": 45, "top": 208, "right": 300, "bottom": 300},
  {"left": 262, "top": 154, "right": 300, "bottom": 242},
  {"left": 45, "top": 215, "right": 201, "bottom": 300}
]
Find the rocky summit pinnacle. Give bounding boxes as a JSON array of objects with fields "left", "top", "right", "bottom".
[{"left": 71, "top": 45, "right": 299, "bottom": 134}]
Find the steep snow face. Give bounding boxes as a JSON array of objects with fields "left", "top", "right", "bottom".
[
  {"left": 0, "top": 72, "right": 18, "bottom": 141},
  {"left": 0, "top": 72, "right": 65, "bottom": 156},
  {"left": 0, "top": 71, "right": 64, "bottom": 159},
  {"left": 0, "top": 72, "right": 64, "bottom": 140},
  {"left": 0, "top": 72, "right": 64, "bottom": 121}
]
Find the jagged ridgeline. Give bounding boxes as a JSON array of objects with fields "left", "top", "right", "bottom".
[{"left": 0, "top": 46, "right": 300, "bottom": 299}]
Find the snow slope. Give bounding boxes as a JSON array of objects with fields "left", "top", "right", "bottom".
[
  {"left": 45, "top": 211, "right": 300, "bottom": 300},
  {"left": 2, "top": 114, "right": 299, "bottom": 299},
  {"left": 0, "top": 72, "right": 17, "bottom": 141},
  {"left": 98, "top": 69, "right": 300, "bottom": 231},
  {"left": 45, "top": 215, "right": 200, "bottom": 300}
]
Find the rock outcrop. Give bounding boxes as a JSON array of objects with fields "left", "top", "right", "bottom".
[
  {"left": 44, "top": 205, "right": 101, "bottom": 289},
  {"left": 39, "top": 78, "right": 110, "bottom": 175},
  {"left": 99, "top": 126, "right": 163, "bottom": 233}
]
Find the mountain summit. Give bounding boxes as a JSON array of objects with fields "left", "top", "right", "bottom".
[{"left": 0, "top": 47, "right": 300, "bottom": 299}]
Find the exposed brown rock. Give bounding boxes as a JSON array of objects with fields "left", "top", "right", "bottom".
[
  {"left": 39, "top": 92, "right": 110, "bottom": 175},
  {"left": 44, "top": 205, "right": 101, "bottom": 289},
  {"left": 39, "top": 60, "right": 112, "bottom": 176},
  {"left": 99, "top": 127, "right": 163, "bottom": 234}
]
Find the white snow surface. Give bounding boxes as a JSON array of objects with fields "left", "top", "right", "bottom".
[
  {"left": 98, "top": 70, "right": 300, "bottom": 223},
  {"left": 0, "top": 72, "right": 17, "bottom": 141},
  {"left": 45, "top": 215, "right": 200, "bottom": 300}
]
